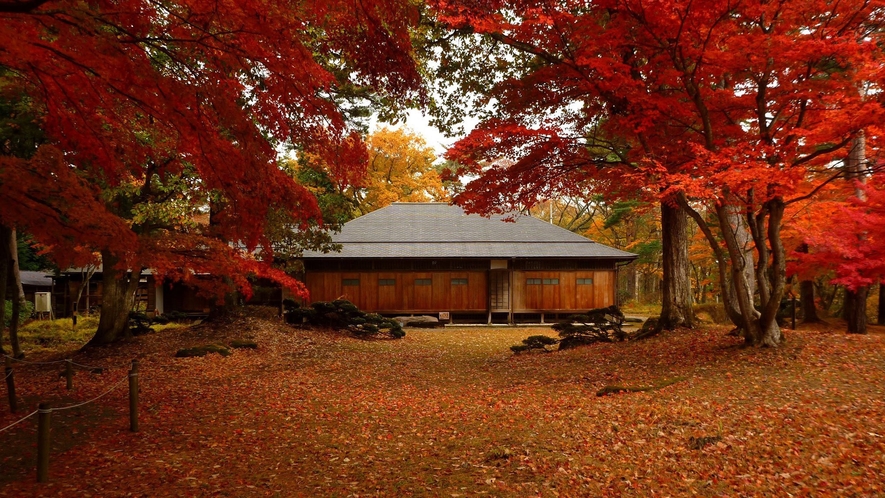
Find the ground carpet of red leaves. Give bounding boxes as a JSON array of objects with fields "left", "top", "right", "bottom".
[{"left": 1, "top": 309, "right": 884, "bottom": 496}]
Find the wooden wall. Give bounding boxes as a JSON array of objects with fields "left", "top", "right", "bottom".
[
  {"left": 305, "top": 269, "right": 617, "bottom": 314},
  {"left": 306, "top": 271, "right": 487, "bottom": 313},
  {"left": 512, "top": 270, "right": 614, "bottom": 311}
]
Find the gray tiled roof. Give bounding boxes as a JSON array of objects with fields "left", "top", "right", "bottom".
[
  {"left": 21, "top": 271, "right": 53, "bottom": 287},
  {"left": 304, "top": 203, "right": 637, "bottom": 260}
]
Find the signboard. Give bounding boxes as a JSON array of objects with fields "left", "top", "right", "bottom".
[{"left": 35, "top": 292, "right": 51, "bottom": 312}]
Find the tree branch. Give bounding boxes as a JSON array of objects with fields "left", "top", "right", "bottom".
[{"left": 0, "top": 0, "right": 51, "bottom": 14}]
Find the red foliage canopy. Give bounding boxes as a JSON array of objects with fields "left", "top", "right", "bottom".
[
  {"left": 433, "top": 0, "right": 885, "bottom": 214},
  {"left": 0, "top": 0, "right": 422, "bottom": 297}
]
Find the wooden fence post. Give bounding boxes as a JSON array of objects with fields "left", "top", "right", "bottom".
[
  {"left": 65, "top": 360, "right": 73, "bottom": 390},
  {"left": 129, "top": 360, "right": 139, "bottom": 432},
  {"left": 4, "top": 357, "right": 15, "bottom": 413},
  {"left": 37, "top": 403, "right": 51, "bottom": 483}
]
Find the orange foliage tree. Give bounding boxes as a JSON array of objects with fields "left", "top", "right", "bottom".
[{"left": 0, "top": 0, "right": 422, "bottom": 343}]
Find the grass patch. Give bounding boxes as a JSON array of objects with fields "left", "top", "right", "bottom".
[{"left": 15, "top": 316, "right": 186, "bottom": 354}]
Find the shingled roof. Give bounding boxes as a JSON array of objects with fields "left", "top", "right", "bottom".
[{"left": 303, "top": 203, "right": 637, "bottom": 260}]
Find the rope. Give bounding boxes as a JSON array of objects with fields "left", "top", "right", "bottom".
[
  {"left": 69, "top": 359, "right": 133, "bottom": 371},
  {"left": 3, "top": 354, "right": 133, "bottom": 371},
  {"left": 2, "top": 354, "right": 66, "bottom": 366},
  {"left": 50, "top": 375, "right": 129, "bottom": 412},
  {"left": 0, "top": 410, "right": 38, "bottom": 434}
]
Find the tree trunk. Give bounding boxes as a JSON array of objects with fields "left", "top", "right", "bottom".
[
  {"left": 87, "top": 250, "right": 141, "bottom": 346},
  {"left": 795, "top": 244, "right": 822, "bottom": 323},
  {"left": 7, "top": 229, "right": 24, "bottom": 357},
  {"left": 0, "top": 225, "right": 9, "bottom": 355},
  {"left": 878, "top": 283, "right": 885, "bottom": 326},
  {"left": 845, "top": 287, "right": 869, "bottom": 334},
  {"left": 844, "top": 133, "right": 868, "bottom": 334},
  {"left": 716, "top": 196, "right": 783, "bottom": 347},
  {"left": 659, "top": 202, "right": 693, "bottom": 329},
  {"left": 800, "top": 279, "right": 821, "bottom": 323},
  {"left": 206, "top": 198, "right": 239, "bottom": 321}
]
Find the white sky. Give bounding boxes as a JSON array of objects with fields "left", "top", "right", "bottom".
[{"left": 375, "top": 109, "right": 479, "bottom": 160}]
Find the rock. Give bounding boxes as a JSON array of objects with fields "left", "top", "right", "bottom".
[
  {"left": 230, "top": 339, "right": 258, "bottom": 349},
  {"left": 175, "top": 344, "right": 232, "bottom": 358},
  {"left": 394, "top": 315, "right": 440, "bottom": 328}
]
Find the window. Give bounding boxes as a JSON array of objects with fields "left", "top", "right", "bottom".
[
  {"left": 342, "top": 278, "right": 360, "bottom": 286},
  {"left": 451, "top": 278, "right": 468, "bottom": 285},
  {"left": 379, "top": 279, "right": 396, "bottom": 286},
  {"left": 415, "top": 278, "right": 432, "bottom": 286},
  {"left": 543, "top": 278, "right": 559, "bottom": 285},
  {"left": 526, "top": 278, "right": 542, "bottom": 285},
  {"left": 577, "top": 278, "right": 594, "bottom": 285}
]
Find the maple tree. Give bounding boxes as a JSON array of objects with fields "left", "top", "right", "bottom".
[
  {"left": 293, "top": 127, "right": 448, "bottom": 218},
  {"left": 0, "top": 0, "right": 423, "bottom": 343},
  {"left": 428, "top": 0, "right": 885, "bottom": 345},
  {"left": 790, "top": 173, "right": 885, "bottom": 328}
]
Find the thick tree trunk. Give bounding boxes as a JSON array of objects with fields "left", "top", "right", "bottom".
[
  {"left": 0, "top": 225, "right": 9, "bottom": 355},
  {"left": 800, "top": 279, "right": 821, "bottom": 323},
  {"left": 7, "top": 229, "right": 24, "bottom": 357},
  {"left": 716, "top": 196, "right": 783, "bottom": 347},
  {"left": 754, "top": 199, "right": 785, "bottom": 346},
  {"left": 659, "top": 202, "right": 693, "bottom": 329},
  {"left": 87, "top": 250, "right": 141, "bottom": 346},
  {"left": 878, "top": 283, "right": 885, "bottom": 326},
  {"left": 845, "top": 287, "right": 868, "bottom": 334}
]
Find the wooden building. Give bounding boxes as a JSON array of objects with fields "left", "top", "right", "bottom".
[
  {"left": 301, "top": 203, "right": 637, "bottom": 323},
  {"left": 51, "top": 269, "right": 212, "bottom": 318},
  {"left": 21, "top": 271, "right": 53, "bottom": 303}
]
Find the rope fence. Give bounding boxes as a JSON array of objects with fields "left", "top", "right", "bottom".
[
  {"left": 3, "top": 353, "right": 131, "bottom": 371},
  {"left": 0, "top": 410, "right": 38, "bottom": 434},
  {"left": 1, "top": 358, "right": 141, "bottom": 483}
]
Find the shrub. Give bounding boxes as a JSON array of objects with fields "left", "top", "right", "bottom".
[
  {"left": 4, "top": 300, "right": 35, "bottom": 327},
  {"left": 160, "top": 310, "right": 190, "bottom": 323},
  {"left": 285, "top": 299, "right": 405, "bottom": 339},
  {"left": 552, "top": 305, "right": 627, "bottom": 350},
  {"left": 510, "top": 334, "right": 558, "bottom": 353}
]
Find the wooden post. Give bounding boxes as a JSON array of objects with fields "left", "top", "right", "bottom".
[
  {"left": 5, "top": 357, "right": 16, "bottom": 413},
  {"left": 36, "top": 403, "right": 51, "bottom": 483},
  {"left": 129, "top": 360, "right": 139, "bottom": 432},
  {"left": 65, "top": 360, "right": 73, "bottom": 390}
]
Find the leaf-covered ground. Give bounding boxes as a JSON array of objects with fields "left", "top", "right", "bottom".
[{"left": 1, "top": 309, "right": 884, "bottom": 496}]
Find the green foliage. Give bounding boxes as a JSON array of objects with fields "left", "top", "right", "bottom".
[
  {"left": 285, "top": 299, "right": 405, "bottom": 340},
  {"left": 510, "top": 334, "right": 558, "bottom": 354},
  {"left": 230, "top": 339, "right": 258, "bottom": 349},
  {"left": 552, "top": 306, "right": 627, "bottom": 350},
  {"left": 160, "top": 311, "right": 190, "bottom": 323},
  {"left": 602, "top": 200, "right": 640, "bottom": 230},
  {"left": 128, "top": 311, "right": 155, "bottom": 336},
  {"left": 3, "top": 300, "right": 34, "bottom": 327},
  {"left": 17, "top": 232, "right": 56, "bottom": 271},
  {"left": 0, "top": 75, "right": 44, "bottom": 158}
]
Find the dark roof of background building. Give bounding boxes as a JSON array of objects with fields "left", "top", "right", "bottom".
[
  {"left": 303, "top": 203, "right": 637, "bottom": 260},
  {"left": 21, "top": 271, "right": 53, "bottom": 287}
]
